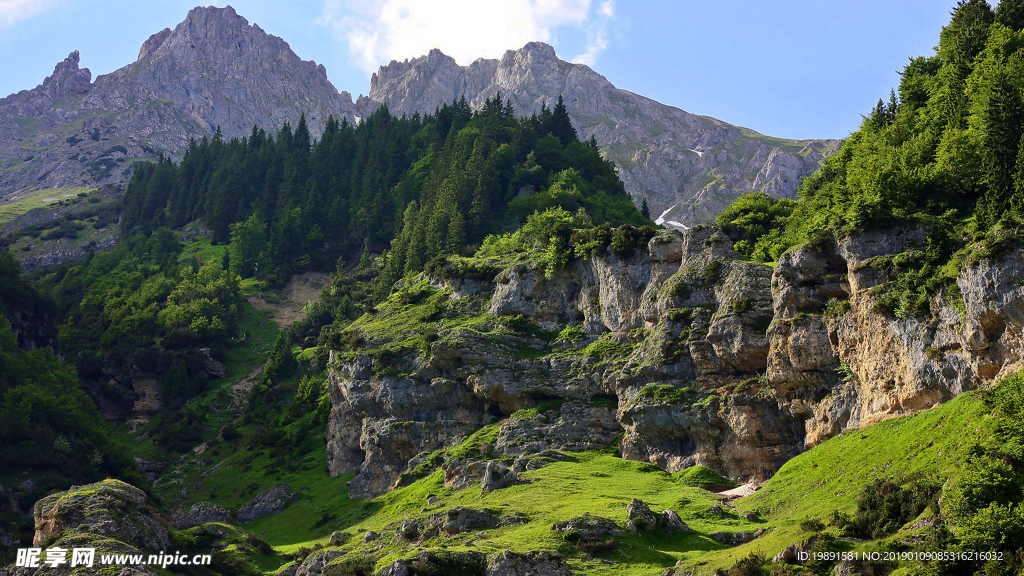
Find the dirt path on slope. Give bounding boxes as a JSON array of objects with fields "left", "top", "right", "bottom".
[
  {"left": 231, "top": 365, "right": 264, "bottom": 412},
  {"left": 232, "top": 271, "right": 331, "bottom": 410},
  {"left": 246, "top": 271, "right": 331, "bottom": 329}
]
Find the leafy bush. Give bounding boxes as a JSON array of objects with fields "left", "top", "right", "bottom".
[
  {"left": 836, "top": 476, "right": 940, "bottom": 539},
  {"left": 726, "top": 551, "right": 767, "bottom": 576}
]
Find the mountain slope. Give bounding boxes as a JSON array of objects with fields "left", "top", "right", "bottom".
[
  {"left": 0, "top": 7, "right": 836, "bottom": 228},
  {"left": 356, "top": 43, "right": 840, "bottom": 227},
  {"left": 0, "top": 6, "right": 357, "bottom": 198}
]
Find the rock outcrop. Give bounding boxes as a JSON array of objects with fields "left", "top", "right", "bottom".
[
  {"left": 170, "top": 501, "right": 230, "bottom": 529},
  {"left": 31, "top": 479, "right": 168, "bottom": 551},
  {"left": 359, "top": 42, "right": 840, "bottom": 227},
  {"left": 237, "top": 484, "right": 298, "bottom": 522},
  {"left": 5, "top": 479, "right": 167, "bottom": 575},
  {"left": 326, "top": 223, "right": 1024, "bottom": 498}
]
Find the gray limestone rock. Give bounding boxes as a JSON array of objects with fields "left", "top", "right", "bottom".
[
  {"left": 294, "top": 550, "right": 343, "bottom": 576},
  {"left": 550, "top": 515, "right": 624, "bottom": 539},
  {"left": 494, "top": 399, "right": 620, "bottom": 455},
  {"left": 329, "top": 531, "right": 352, "bottom": 545},
  {"left": 486, "top": 551, "right": 573, "bottom": 576},
  {"left": 432, "top": 507, "right": 502, "bottom": 535},
  {"left": 170, "top": 501, "right": 230, "bottom": 529},
  {"left": 237, "top": 483, "right": 298, "bottom": 523},
  {"left": 661, "top": 509, "right": 692, "bottom": 534},
  {"left": 481, "top": 461, "right": 523, "bottom": 493},
  {"left": 375, "top": 560, "right": 410, "bottom": 576},
  {"left": 11, "top": 479, "right": 168, "bottom": 576},
  {"left": 626, "top": 499, "right": 658, "bottom": 532}
]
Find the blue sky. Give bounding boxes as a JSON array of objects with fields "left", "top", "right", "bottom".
[{"left": 0, "top": 0, "right": 958, "bottom": 140}]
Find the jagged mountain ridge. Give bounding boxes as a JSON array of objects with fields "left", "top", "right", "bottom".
[
  {"left": 0, "top": 6, "right": 358, "bottom": 198},
  {"left": 357, "top": 43, "right": 841, "bottom": 227},
  {"left": 0, "top": 6, "right": 837, "bottom": 227}
]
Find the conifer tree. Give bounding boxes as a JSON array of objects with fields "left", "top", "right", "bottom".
[
  {"left": 980, "top": 66, "right": 1024, "bottom": 227},
  {"left": 996, "top": 0, "right": 1024, "bottom": 31}
]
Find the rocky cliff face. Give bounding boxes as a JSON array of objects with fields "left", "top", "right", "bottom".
[
  {"left": 326, "top": 226, "right": 1024, "bottom": 499},
  {"left": 357, "top": 42, "right": 840, "bottom": 227},
  {"left": 0, "top": 6, "right": 357, "bottom": 198}
]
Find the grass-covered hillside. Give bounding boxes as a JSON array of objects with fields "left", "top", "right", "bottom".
[{"left": 144, "top": 365, "right": 1024, "bottom": 576}]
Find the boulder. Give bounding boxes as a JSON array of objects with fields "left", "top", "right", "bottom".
[
  {"left": 170, "top": 501, "right": 230, "bottom": 529},
  {"left": 237, "top": 484, "right": 298, "bottom": 523},
  {"left": 33, "top": 479, "right": 169, "bottom": 551},
  {"left": 481, "top": 461, "right": 523, "bottom": 493},
  {"left": 550, "top": 515, "right": 624, "bottom": 539},
  {"left": 626, "top": 499, "right": 658, "bottom": 532},
  {"left": 376, "top": 559, "right": 410, "bottom": 576},
  {"left": 435, "top": 507, "right": 501, "bottom": 535},
  {"left": 329, "top": 531, "right": 352, "bottom": 545},
  {"left": 486, "top": 551, "right": 573, "bottom": 576},
  {"left": 661, "top": 509, "right": 692, "bottom": 534}
]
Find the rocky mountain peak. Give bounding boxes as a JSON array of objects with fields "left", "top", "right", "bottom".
[
  {"left": 137, "top": 28, "right": 172, "bottom": 61},
  {"left": 181, "top": 4, "right": 247, "bottom": 31},
  {"left": 0, "top": 5, "right": 358, "bottom": 196},
  {"left": 512, "top": 41, "right": 558, "bottom": 62},
  {"left": 42, "top": 50, "right": 92, "bottom": 97},
  {"left": 359, "top": 43, "right": 840, "bottom": 226}
]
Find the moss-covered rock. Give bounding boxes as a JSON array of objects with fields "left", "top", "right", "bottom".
[{"left": 32, "top": 479, "right": 168, "bottom": 552}]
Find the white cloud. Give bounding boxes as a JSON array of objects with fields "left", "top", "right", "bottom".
[
  {"left": 322, "top": 0, "right": 616, "bottom": 73},
  {"left": 572, "top": 0, "right": 615, "bottom": 67},
  {"left": 0, "top": 0, "right": 59, "bottom": 27}
]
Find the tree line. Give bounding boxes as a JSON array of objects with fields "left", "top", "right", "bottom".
[{"left": 122, "top": 95, "right": 645, "bottom": 293}]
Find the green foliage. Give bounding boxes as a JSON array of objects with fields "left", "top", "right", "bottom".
[
  {"left": 122, "top": 98, "right": 641, "bottom": 296},
  {"left": 829, "top": 476, "right": 940, "bottom": 539},
  {"left": 477, "top": 207, "right": 595, "bottom": 278},
  {"left": 823, "top": 297, "right": 851, "bottom": 318},
  {"left": 321, "top": 555, "right": 378, "bottom": 576},
  {"left": 609, "top": 224, "right": 658, "bottom": 259},
  {"left": 0, "top": 317, "right": 137, "bottom": 484},
  {"left": 555, "top": 323, "right": 588, "bottom": 342},
  {"left": 799, "top": 517, "right": 826, "bottom": 532},
  {"left": 262, "top": 331, "right": 299, "bottom": 385},
  {"left": 508, "top": 399, "right": 566, "bottom": 422},
  {"left": 49, "top": 232, "right": 240, "bottom": 377},
  {"left": 230, "top": 213, "right": 269, "bottom": 278},
  {"left": 578, "top": 336, "right": 634, "bottom": 363},
  {"left": 713, "top": 4, "right": 1024, "bottom": 324},
  {"left": 715, "top": 192, "right": 797, "bottom": 259},
  {"left": 835, "top": 361, "right": 856, "bottom": 382},
  {"left": 724, "top": 551, "right": 767, "bottom": 576}
]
